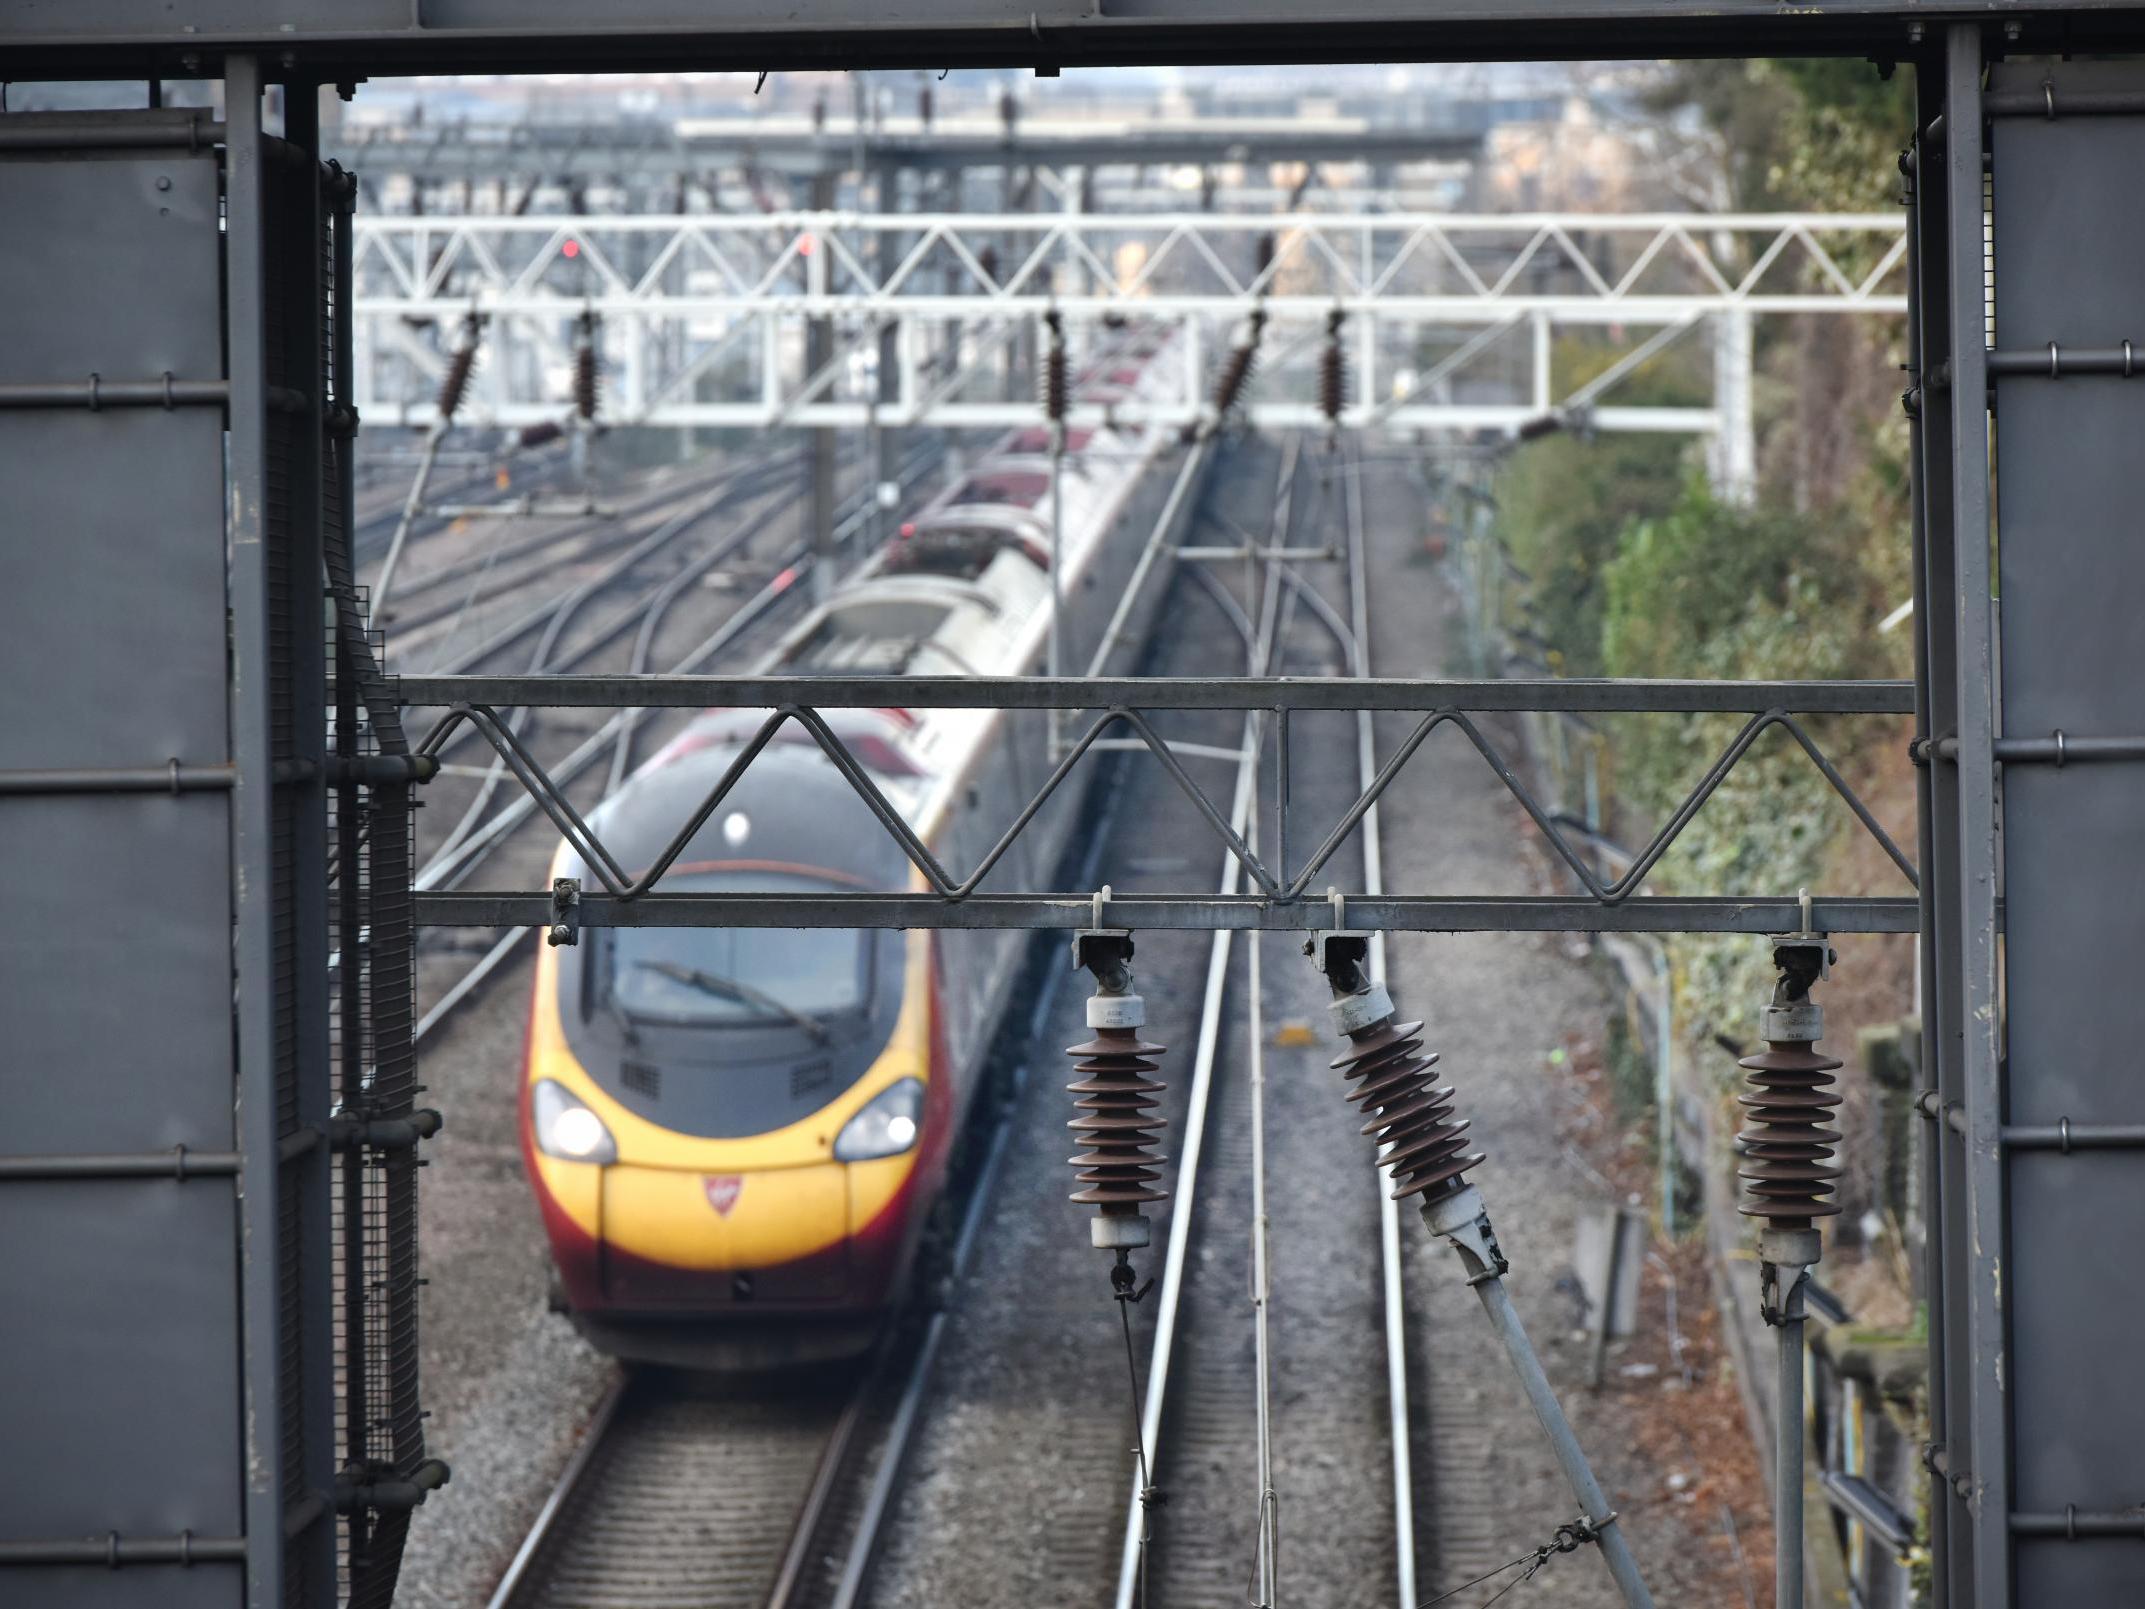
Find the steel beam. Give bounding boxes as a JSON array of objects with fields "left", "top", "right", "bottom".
[
  {"left": 4, "top": 5, "right": 2143, "bottom": 79},
  {"left": 414, "top": 890, "right": 1921, "bottom": 934},
  {"left": 395, "top": 673, "right": 1914, "bottom": 714},
  {"left": 347, "top": 209, "right": 1902, "bottom": 434},
  {"left": 1940, "top": 26, "right": 2013, "bottom": 1609},
  {"left": 1907, "top": 69, "right": 1967, "bottom": 1605},
  {"left": 223, "top": 59, "right": 290, "bottom": 1609}
]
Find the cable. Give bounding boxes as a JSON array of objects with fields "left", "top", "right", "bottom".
[{"left": 1413, "top": 1516, "right": 1596, "bottom": 1608}]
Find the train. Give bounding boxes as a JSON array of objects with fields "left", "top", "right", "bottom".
[{"left": 520, "top": 328, "right": 1202, "bottom": 1367}]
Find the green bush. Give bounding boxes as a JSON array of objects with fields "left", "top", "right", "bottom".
[{"left": 1599, "top": 476, "right": 1890, "bottom": 1045}]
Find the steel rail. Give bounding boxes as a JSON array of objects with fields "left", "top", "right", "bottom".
[
  {"left": 824, "top": 687, "right": 1146, "bottom": 1609},
  {"left": 414, "top": 480, "right": 772, "bottom": 880},
  {"left": 1246, "top": 815, "right": 1279, "bottom": 1608},
  {"left": 416, "top": 442, "right": 937, "bottom": 894},
  {"left": 380, "top": 448, "right": 800, "bottom": 641},
  {"left": 482, "top": 1365, "right": 874, "bottom": 1609},
  {"left": 824, "top": 1010, "right": 1032, "bottom": 1609},
  {"left": 481, "top": 1372, "right": 632, "bottom": 1609},
  {"left": 1113, "top": 436, "right": 1299, "bottom": 1609},
  {"left": 391, "top": 450, "right": 812, "bottom": 674},
  {"left": 1344, "top": 437, "right": 1419, "bottom": 1608}
]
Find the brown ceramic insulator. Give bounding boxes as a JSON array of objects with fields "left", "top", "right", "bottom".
[
  {"left": 1065, "top": 1025, "right": 1169, "bottom": 1217},
  {"left": 1042, "top": 339, "right": 1069, "bottom": 423},
  {"left": 573, "top": 333, "right": 600, "bottom": 422},
  {"left": 436, "top": 340, "right": 477, "bottom": 422},
  {"left": 1333, "top": 1017, "right": 1481, "bottom": 1203},
  {"left": 1210, "top": 341, "right": 1258, "bottom": 418},
  {"left": 1735, "top": 1041, "right": 1845, "bottom": 1227},
  {"left": 1318, "top": 335, "right": 1346, "bottom": 425},
  {"left": 1254, "top": 230, "right": 1276, "bottom": 283}
]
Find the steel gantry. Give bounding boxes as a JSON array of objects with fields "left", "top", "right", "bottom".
[
  {"left": 351, "top": 208, "right": 1904, "bottom": 464},
  {"left": 4, "top": 8, "right": 2145, "bottom": 1609},
  {"left": 329, "top": 112, "right": 1490, "bottom": 216}
]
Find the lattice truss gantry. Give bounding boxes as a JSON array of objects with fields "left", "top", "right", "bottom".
[
  {"left": 350, "top": 209, "right": 1907, "bottom": 442},
  {"left": 401, "top": 671, "right": 1923, "bottom": 937}
]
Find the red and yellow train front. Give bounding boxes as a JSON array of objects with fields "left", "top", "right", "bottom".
[{"left": 520, "top": 854, "right": 949, "bottom": 1366}]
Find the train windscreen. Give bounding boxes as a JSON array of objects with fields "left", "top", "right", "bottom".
[{"left": 603, "top": 874, "right": 871, "bottom": 1028}]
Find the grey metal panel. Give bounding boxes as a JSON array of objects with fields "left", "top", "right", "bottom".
[
  {"left": 0, "top": 146, "right": 224, "bottom": 773},
  {"left": 0, "top": 1182, "right": 243, "bottom": 1534},
  {"left": 0, "top": 123, "right": 243, "bottom": 1606},
  {"left": 1, "top": 796, "right": 235, "bottom": 1153},
  {"left": 1989, "top": 60, "right": 2145, "bottom": 1606},
  {"left": 0, "top": 1569, "right": 242, "bottom": 1609},
  {"left": 0, "top": 144, "right": 221, "bottom": 379},
  {"left": 0, "top": 414, "right": 227, "bottom": 767}
]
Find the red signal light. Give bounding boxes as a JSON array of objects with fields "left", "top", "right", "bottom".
[{"left": 562, "top": 238, "right": 580, "bottom": 259}]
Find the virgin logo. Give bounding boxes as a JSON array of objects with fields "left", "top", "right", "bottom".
[{"left": 704, "top": 1175, "right": 743, "bottom": 1217}]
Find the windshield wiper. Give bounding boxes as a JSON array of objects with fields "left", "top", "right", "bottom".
[
  {"left": 631, "top": 959, "right": 834, "bottom": 1045},
  {"left": 601, "top": 988, "right": 642, "bottom": 1049}
]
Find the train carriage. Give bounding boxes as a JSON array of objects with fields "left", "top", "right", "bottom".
[{"left": 520, "top": 330, "right": 1202, "bottom": 1366}]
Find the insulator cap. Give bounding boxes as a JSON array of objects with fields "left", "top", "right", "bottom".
[
  {"left": 1328, "top": 983, "right": 1393, "bottom": 1037},
  {"left": 1087, "top": 991, "right": 1145, "bottom": 1030},
  {"left": 1066, "top": 1024, "right": 1168, "bottom": 1216},
  {"left": 1333, "top": 1017, "right": 1482, "bottom": 1202}
]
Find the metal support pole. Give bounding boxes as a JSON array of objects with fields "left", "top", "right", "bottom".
[
  {"left": 1769, "top": 1260, "right": 1811, "bottom": 1609},
  {"left": 1941, "top": 29, "right": 2013, "bottom": 1607},
  {"left": 1904, "top": 84, "right": 1958, "bottom": 1602},
  {"left": 872, "top": 163, "right": 899, "bottom": 551},
  {"left": 1247, "top": 908, "right": 1278, "bottom": 1609},
  {"left": 1044, "top": 309, "right": 1068, "bottom": 756},
  {"left": 1654, "top": 948, "right": 1675, "bottom": 1239},
  {"left": 1711, "top": 307, "right": 1756, "bottom": 504},
  {"left": 1342, "top": 444, "right": 1418, "bottom": 1609},
  {"left": 222, "top": 55, "right": 288, "bottom": 1609},
  {"left": 808, "top": 168, "right": 838, "bottom": 600},
  {"left": 1422, "top": 1186, "right": 1657, "bottom": 1609}
]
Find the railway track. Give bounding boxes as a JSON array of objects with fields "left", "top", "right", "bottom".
[
  {"left": 468, "top": 433, "right": 1448, "bottom": 1609},
  {"left": 486, "top": 1367, "right": 867, "bottom": 1609},
  {"left": 1105, "top": 433, "right": 1433, "bottom": 1609},
  {"left": 483, "top": 968, "right": 1046, "bottom": 1609}
]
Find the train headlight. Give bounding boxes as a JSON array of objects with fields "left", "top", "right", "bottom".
[
  {"left": 833, "top": 1078, "right": 924, "bottom": 1162},
  {"left": 533, "top": 1079, "right": 618, "bottom": 1165}
]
